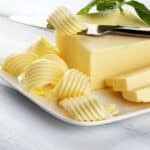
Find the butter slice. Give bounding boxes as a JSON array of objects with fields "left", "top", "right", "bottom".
[
  {"left": 122, "top": 86, "right": 150, "bottom": 102},
  {"left": 106, "top": 67, "right": 150, "bottom": 91}
]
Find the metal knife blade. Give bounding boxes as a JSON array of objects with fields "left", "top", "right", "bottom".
[
  {"left": 81, "top": 24, "right": 150, "bottom": 37},
  {"left": 9, "top": 15, "right": 53, "bottom": 30},
  {"left": 9, "top": 15, "right": 150, "bottom": 37}
]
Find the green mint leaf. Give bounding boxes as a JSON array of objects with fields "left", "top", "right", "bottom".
[
  {"left": 96, "top": 0, "right": 124, "bottom": 14},
  {"left": 126, "top": 0, "right": 150, "bottom": 25},
  {"left": 77, "top": 0, "right": 97, "bottom": 15}
]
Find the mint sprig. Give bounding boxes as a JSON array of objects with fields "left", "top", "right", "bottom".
[
  {"left": 96, "top": 0, "right": 124, "bottom": 14},
  {"left": 77, "top": 0, "right": 150, "bottom": 25},
  {"left": 126, "top": 0, "right": 150, "bottom": 25}
]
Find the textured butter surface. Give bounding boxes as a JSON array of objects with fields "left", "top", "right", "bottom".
[
  {"left": 59, "top": 95, "right": 119, "bottom": 121},
  {"left": 2, "top": 52, "right": 38, "bottom": 76}
]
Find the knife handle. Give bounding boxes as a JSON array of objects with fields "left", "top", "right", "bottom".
[{"left": 111, "top": 27, "right": 150, "bottom": 38}]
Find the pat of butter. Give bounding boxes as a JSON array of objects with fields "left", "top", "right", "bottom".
[
  {"left": 122, "top": 86, "right": 150, "bottom": 102},
  {"left": 55, "top": 11, "right": 150, "bottom": 89},
  {"left": 106, "top": 67, "right": 150, "bottom": 91}
]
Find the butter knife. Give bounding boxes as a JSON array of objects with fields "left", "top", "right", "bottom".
[{"left": 10, "top": 15, "right": 150, "bottom": 37}]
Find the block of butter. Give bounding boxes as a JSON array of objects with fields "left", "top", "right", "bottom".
[
  {"left": 55, "top": 11, "right": 150, "bottom": 89},
  {"left": 106, "top": 67, "right": 150, "bottom": 91},
  {"left": 122, "top": 86, "right": 150, "bottom": 102}
]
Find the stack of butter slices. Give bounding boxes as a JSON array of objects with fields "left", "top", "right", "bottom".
[{"left": 106, "top": 67, "right": 150, "bottom": 102}]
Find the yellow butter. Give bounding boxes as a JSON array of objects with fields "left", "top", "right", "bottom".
[
  {"left": 22, "top": 58, "right": 68, "bottom": 92},
  {"left": 47, "top": 6, "right": 87, "bottom": 35},
  {"left": 53, "top": 69, "right": 91, "bottom": 100},
  {"left": 43, "top": 54, "right": 68, "bottom": 71},
  {"left": 56, "top": 10, "right": 150, "bottom": 89},
  {"left": 106, "top": 67, "right": 150, "bottom": 91},
  {"left": 103, "top": 104, "right": 119, "bottom": 116},
  {"left": 2, "top": 52, "right": 38, "bottom": 76},
  {"left": 122, "top": 86, "right": 150, "bottom": 102},
  {"left": 27, "top": 37, "right": 60, "bottom": 57},
  {"left": 56, "top": 32, "right": 150, "bottom": 89},
  {"left": 59, "top": 95, "right": 118, "bottom": 121}
]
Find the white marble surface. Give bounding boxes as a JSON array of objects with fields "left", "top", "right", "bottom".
[{"left": 0, "top": 0, "right": 150, "bottom": 150}]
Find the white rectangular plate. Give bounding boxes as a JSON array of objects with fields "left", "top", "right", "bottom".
[{"left": 1, "top": 68, "right": 150, "bottom": 126}]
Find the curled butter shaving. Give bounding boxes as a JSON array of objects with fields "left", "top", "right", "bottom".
[
  {"left": 53, "top": 69, "right": 91, "bottom": 100},
  {"left": 27, "top": 37, "right": 60, "bottom": 57},
  {"left": 22, "top": 58, "right": 68, "bottom": 92},
  {"left": 47, "top": 6, "right": 87, "bottom": 35},
  {"left": 2, "top": 52, "right": 38, "bottom": 76},
  {"left": 43, "top": 54, "right": 68, "bottom": 71},
  {"left": 59, "top": 95, "right": 119, "bottom": 122}
]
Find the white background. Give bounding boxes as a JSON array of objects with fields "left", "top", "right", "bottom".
[{"left": 0, "top": 0, "right": 150, "bottom": 150}]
